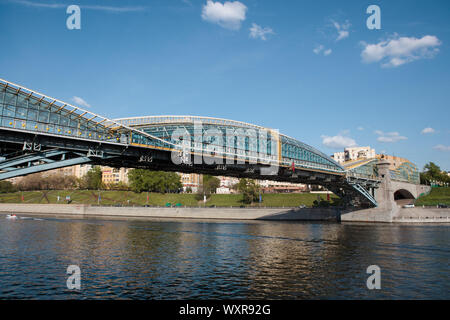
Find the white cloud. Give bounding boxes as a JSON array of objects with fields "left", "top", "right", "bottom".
[
  {"left": 82, "top": 5, "right": 146, "bottom": 12},
  {"left": 375, "top": 130, "right": 407, "bottom": 143},
  {"left": 321, "top": 134, "right": 357, "bottom": 149},
  {"left": 313, "top": 45, "right": 324, "bottom": 54},
  {"left": 249, "top": 23, "right": 274, "bottom": 40},
  {"left": 12, "top": 0, "right": 64, "bottom": 8},
  {"left": 333, "top": 20, "right": 350, "bottom": 41},
  {"left": 314, "top": 45, "right": 332, "bottom": 56},
  {"left": 357, "top": 126, "right": 364, "bottom": 131},
  {"left": 11, "top": 0, "right": 146, "bottom": 12},
  {"left": 361, "top": 34, "right": 441, "bottom": 68},
  {"left": 421, "top": 127, "right": 435, "bottom": 134},
  {"left": 72, "top": 96, "right": 91, "bottom": 108},
  {"left": 201, "top": 0, "right": 247, "bottom": 30},
  {"left": 433, "top": 145, "right": 450, "bottom": 152}
]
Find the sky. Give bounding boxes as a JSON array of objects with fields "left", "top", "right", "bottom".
[{"left": 0, "top": 0, "right": 449, "bottom": 171}]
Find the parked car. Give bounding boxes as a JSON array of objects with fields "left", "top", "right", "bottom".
[
  {"left": 403, "top": 204, "right": 415, "bottom": 208},
  {"left": 437, "top": 203, "right": 448, "bottom": 208}
]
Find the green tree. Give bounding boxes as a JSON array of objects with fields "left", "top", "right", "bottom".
[
  {"left": 0, "top": 180, "right": 17, "bottom": 193},
  {"left": 202, "top": 175, "right": 220, "bottom": 194},
  {"left": 422, "top": 162, "right": 449, "bottom": 185},
  {"left": 236, "top": 178, "right": 260, "bottom": 204},
  {"left": 194, "top": 175, "right": 220, "bottom": 202},
  {"left": 81, "top": 167, "right": 103, "bottom": 190},
  {"left": 424, "top": 162, "right": 441, "bottom": 178},
  {"left": 128, "top": 169, "right": 182, "bottom": 193}
]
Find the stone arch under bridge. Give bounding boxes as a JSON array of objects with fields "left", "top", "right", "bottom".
[
  {"left": 394, "top": 189, "right": 415, "bottom": 200},
  {"left": 374, "top": 161, "right": 431, "bottom": 209},
  {"left": 390, "top": 180, "right": 430, "bottom": 200}
]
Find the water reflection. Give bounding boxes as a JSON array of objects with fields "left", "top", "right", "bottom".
[{"left": 0, "top": 215, "right": 448, "bottom": 299}]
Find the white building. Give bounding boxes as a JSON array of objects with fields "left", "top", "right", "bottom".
[
  {"left": 216, "top": 176, "right": 239, "bottom": 194},
  {"left": 332, "top": 146, "right": 376, "bottom": 164},
  {"left": 258, "top": 180, "right": 307, "bottom": 193},
  {"left": 332, "top": 152, "right": 346, "bottom": 163}
]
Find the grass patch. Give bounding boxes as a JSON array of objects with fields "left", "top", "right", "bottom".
[
  {"left": 415, "top": 187, "right": 450, "bottom": 206},
  {"left": 0, "top": 190, "right": 339, "bottom": 207}
]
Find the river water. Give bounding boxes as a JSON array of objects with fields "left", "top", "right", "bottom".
[{"left": 0, "top": 214, "right": 448, "bottom": 299}]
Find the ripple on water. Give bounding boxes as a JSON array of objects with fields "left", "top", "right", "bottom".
[{"left": 0, "top": 217, "right": 448, "bottom": 299}]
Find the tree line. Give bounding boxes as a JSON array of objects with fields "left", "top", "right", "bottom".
[
  {"left": 420, "top": 162, "right": 450, "bottom": 186},
  {"left": 0, "top": 167, "right": 264, "bottom": 205},
  {"left": 5, "top": 161, "right": 446, "bottom": 203}
]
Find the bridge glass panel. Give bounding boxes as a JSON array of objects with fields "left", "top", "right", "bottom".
[
  {"left": 347, "top": 161, "right": 379, "bottom": 179},
  {"left": 0, "top": 83, "right": 122, "bottom": 144},
  {"left": 122, "top": 118, "right": 343, "bottom": 173},
  {"left": 390, "top": 162, "right": 419, "bottom": 184},
  {"left": 280, "top": 136, "right": 343, "bottom": 173}
]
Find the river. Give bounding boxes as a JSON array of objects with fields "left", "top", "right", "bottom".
[{"left": 0, "top": 214, "right": 448, "bottom": 299}]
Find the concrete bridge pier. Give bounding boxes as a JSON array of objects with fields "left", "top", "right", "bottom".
[
  {"left": 374, "top": 160, "right": 398, "bottom": 211},
  {"left": 341, "top": 160, "right": 432, "bottom": 222}
]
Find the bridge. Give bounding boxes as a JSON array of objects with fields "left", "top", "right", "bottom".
[{"left": 0, "top": 78, "right": 425, "bottom": 208}]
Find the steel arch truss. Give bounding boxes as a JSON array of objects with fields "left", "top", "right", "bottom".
[{"left": 0, "top": 149, "right": 99, "bottom": 180}]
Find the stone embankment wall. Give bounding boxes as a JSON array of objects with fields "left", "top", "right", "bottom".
[
  {"left": 1, "top": 203, "right": 447, "bottom": 223},
  {"left": 0, "top": 204, "right": 339, "bottom": 221}
]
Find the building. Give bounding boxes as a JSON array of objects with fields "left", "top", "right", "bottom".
[
  {"left": 101, "top": 167, "right": 129, "bottom": 185},
  {"left": 332, "top": 151, "right": 346, "bottom": 163},
  {"left": 258, "top": 180, "right": 307, "bottom": 193},
  {"left": 54, "top": 164, "right": 93, "bottom": 178},
  {"left": 216, "top": 176, "right": 239, "bottom": 194},
  {"left": 7, "top": 163, "right": 92, "bottom": 184},
  {"left": 178, "top": 173, "right": 201, "bottom": 193},
  {"left": 332, "top": 146, "right": 376, "bottom": 164}
]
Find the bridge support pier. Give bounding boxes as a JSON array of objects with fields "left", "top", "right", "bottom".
[
  {"left": 342, "top": 160, "right": 432, "bottom": 222},
  {"left": 374, "top": 160, "right": 397, "bottom": 211}
]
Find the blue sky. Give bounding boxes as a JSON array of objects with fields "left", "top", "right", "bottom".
[{"left": 1, "top": 0, "right": 449, "bottom": 170}]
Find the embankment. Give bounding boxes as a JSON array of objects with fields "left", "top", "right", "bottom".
[
  {"left": 341, "top": 205, "right": 450, "bottom": 223},
  {"left": 0, "top": 203, "right": 339, "bottom": 221},
  {"left": 2, "top": 203, "right": 448, "bottom": 223}
]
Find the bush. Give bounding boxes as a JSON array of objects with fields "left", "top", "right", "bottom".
[
  {"left": 79, "top": 167, "right": 104, "bottom": 190},
  {"left": 0, "top": 181, "right": 17, "bottom": 193},
  {"left": 17, "top": 172, "right": 77, "bottom": 191},
  {"left": 105, "top": 182, "right": 129, "bottom": 191},
  {"left": 235, "top": 178, "right": 260, "bottom": 204},
  {"left": 128, "top": 169, "right": 182, "bottom": 193}
]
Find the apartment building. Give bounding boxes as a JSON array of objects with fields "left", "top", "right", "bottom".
[
  {"left": 332, "top": 146, "right": 376, "bottom": 164},
  {"left": 101, "top": 167, "right": 129, "bottom": 185}
]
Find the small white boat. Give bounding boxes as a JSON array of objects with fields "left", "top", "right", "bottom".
[{"left": 6, "top": 214, "right": 18, "bottom": 219}]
